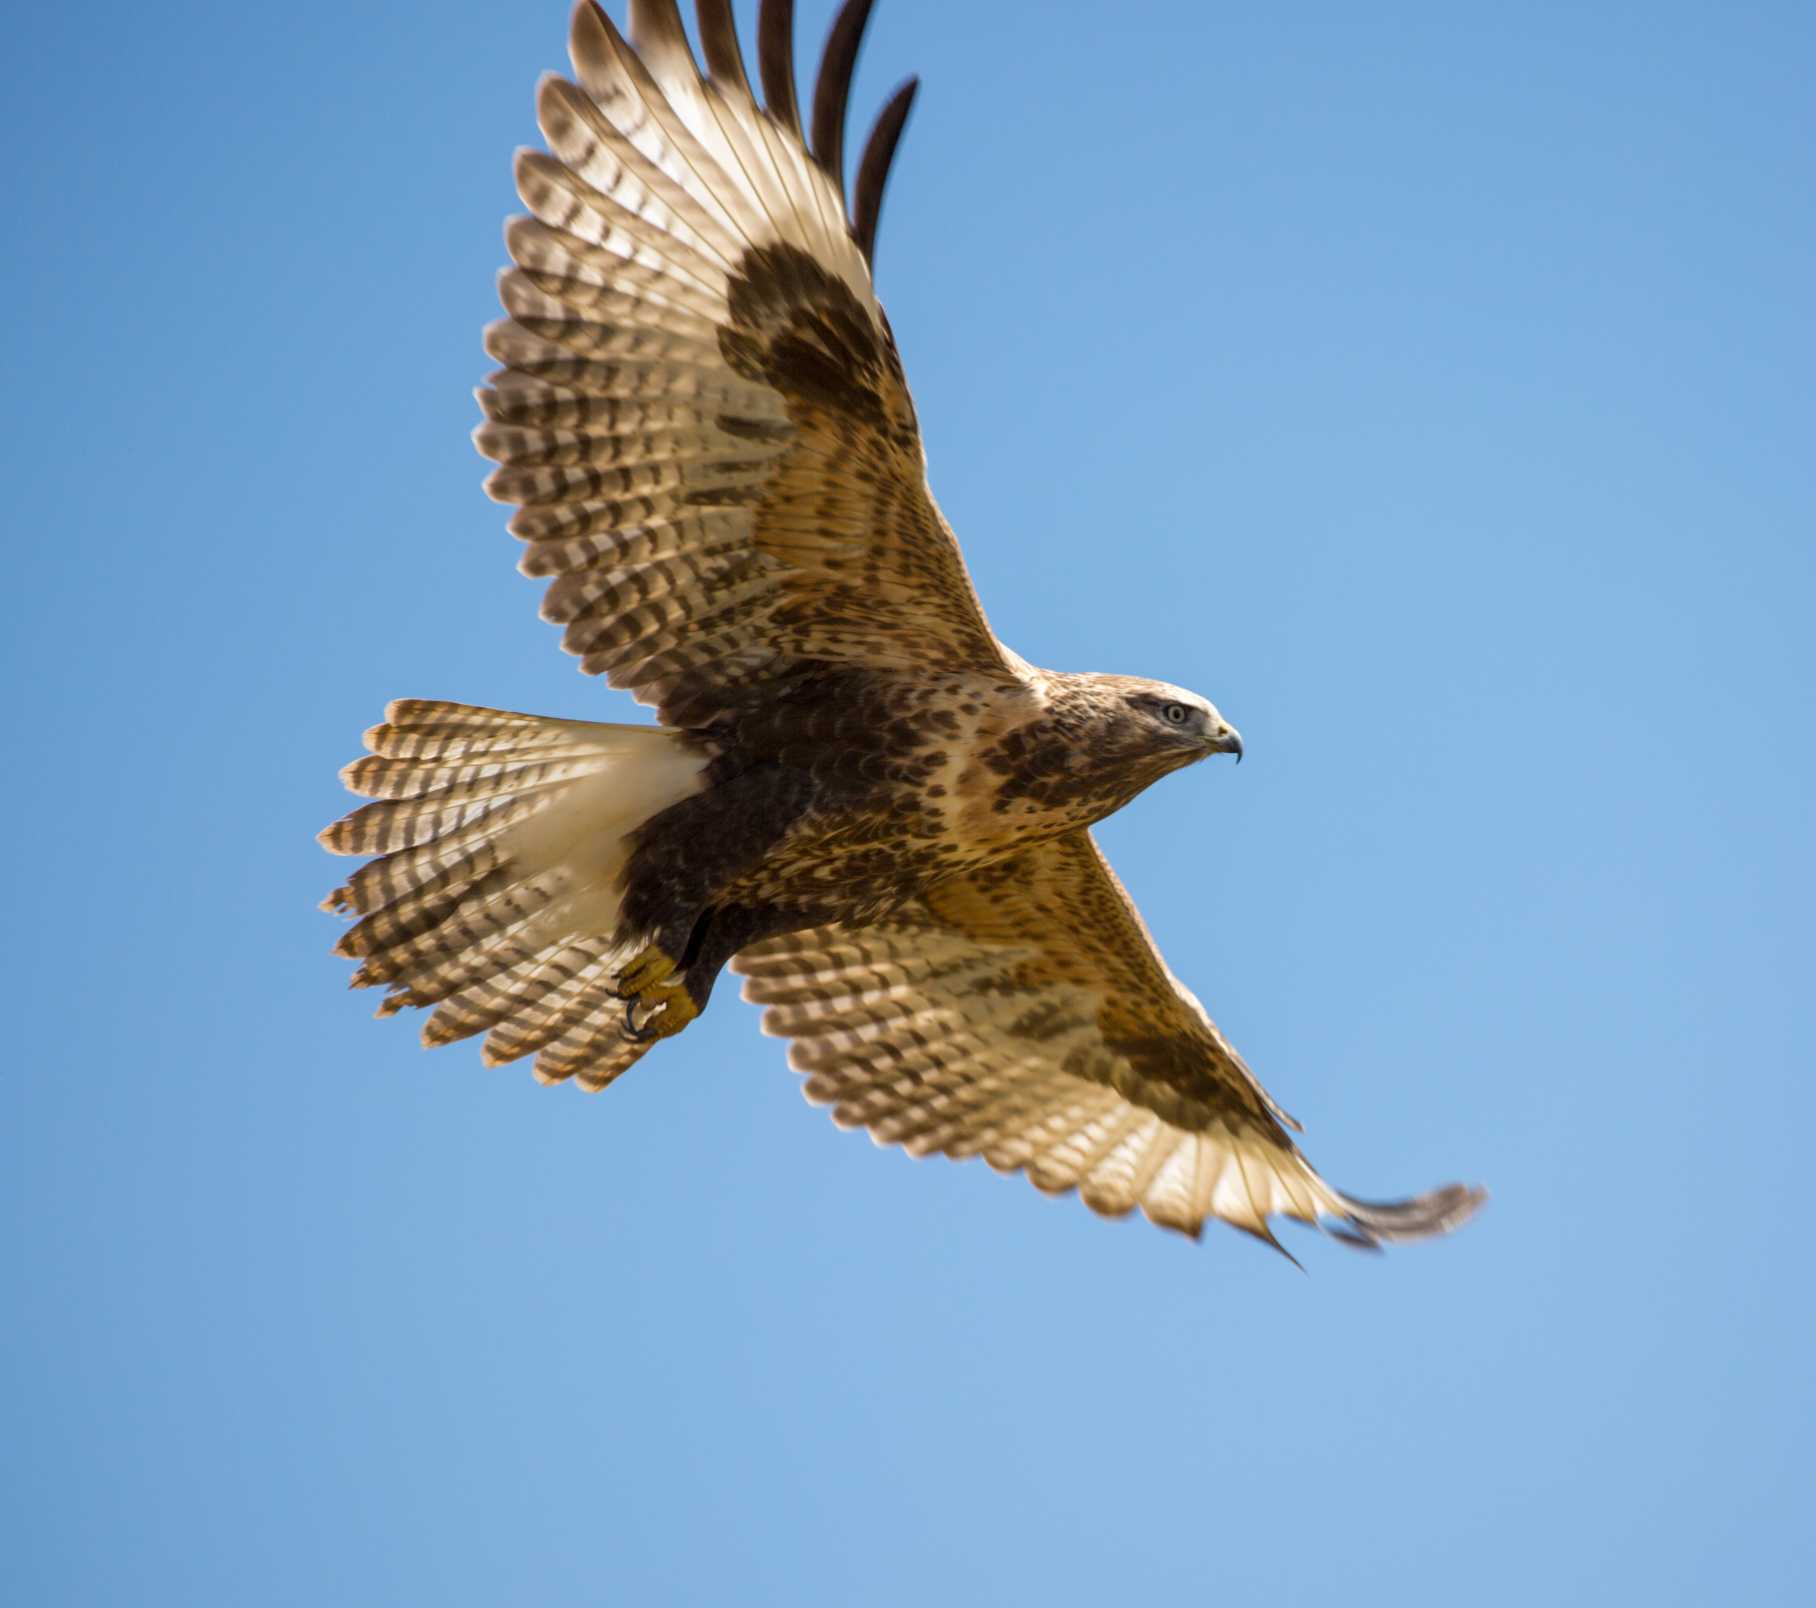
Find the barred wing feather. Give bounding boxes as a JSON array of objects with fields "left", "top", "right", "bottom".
[
  {"left": 478, "top": 0, "right": 1014, "bottom": 727},
  {"left": 735, "top": 832, "right": 1487, "bottom": 1249}
]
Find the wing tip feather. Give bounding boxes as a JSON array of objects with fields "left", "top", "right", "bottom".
[
  {"left": 757, "top": 0, "right": 802, "bottom": 135},
  {"left": 1337, "top": 1181, "right": 1489, "bottom": 1245},
  {"left": 852, "top": 74, "right": 916, "bottom": 265},
  {"left": 809, "top": 0, "right": 877, "bottom": 195}
]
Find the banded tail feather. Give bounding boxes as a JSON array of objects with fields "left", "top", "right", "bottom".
[{"left": 320, "top": 699, "right": 708, "bottom": 1090}]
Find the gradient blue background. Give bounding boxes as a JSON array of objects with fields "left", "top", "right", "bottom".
[{"left": 6, "top": 2, "right": 1811, "bottom": 1602}]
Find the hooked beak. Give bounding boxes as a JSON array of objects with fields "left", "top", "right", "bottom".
[{"left": 1206, "top": 722, "right": 1244, "bottom": 763}]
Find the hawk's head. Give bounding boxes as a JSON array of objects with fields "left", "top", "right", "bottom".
[
  {"left": 1112, "top": 679, "right": 1243, "bottom": 767},
  {"left": 1055, "top": 673, "right": 1243, "bottom": 810}
]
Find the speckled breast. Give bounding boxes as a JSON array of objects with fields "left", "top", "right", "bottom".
[{"left": 707, "top": 666, "right": 1089, "bottom": 924}]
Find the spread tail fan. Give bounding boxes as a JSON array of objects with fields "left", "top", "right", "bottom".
[{"left": 319, "top": 699, "right": 708, "bottom": 1090}]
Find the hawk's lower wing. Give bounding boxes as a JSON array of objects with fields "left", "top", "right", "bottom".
[{"left": 734, "top": 831, "right": 1484, "bottom": 1250}]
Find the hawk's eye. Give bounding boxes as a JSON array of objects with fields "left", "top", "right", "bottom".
[{"left": 1162, "top": 702, "right": 1191, "bottom": 726}]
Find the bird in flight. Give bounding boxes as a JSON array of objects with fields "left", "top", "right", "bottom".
[{"left": 321, "top": 0, "right": 1485, "bottom": 1255}]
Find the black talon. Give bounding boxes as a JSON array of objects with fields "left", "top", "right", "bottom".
[{"left": 621, "top": 999, "right": 654, "bottom": 1042}]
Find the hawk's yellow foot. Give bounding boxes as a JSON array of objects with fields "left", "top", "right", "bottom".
[
  {"left": 622, "top": 980, "right": 700, "bottom": 1042},
  {"left": 613, "top": 945, "right": 678, "bottom": 999}
]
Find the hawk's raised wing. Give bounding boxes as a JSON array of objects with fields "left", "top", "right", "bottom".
[
  {"left": 735, "top": 831, "right": 1485, "bottom": 1249},
  {"left": 477, "top": 0, "right": 1014, "bottom": 726}
]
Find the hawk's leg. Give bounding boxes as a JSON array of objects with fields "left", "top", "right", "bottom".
[
  {"left": 613, "top": 945, "right": 693, "bottom": 1041},
  {"left": 613, "top": 762, "right": 821, "bottom": 1043},
  {"left": 618, "top": 904, "right": 809, "bottom": 1044},
  {"left": 620, "top": 976, "right": 699, "bottom": 1041},
  {"left": 614, "top": 947, "right": 678, "bottom": 998}
]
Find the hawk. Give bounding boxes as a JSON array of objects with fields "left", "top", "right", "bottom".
[{"left": 321, "top": 0, "right": 1485, "bottom": 1254}]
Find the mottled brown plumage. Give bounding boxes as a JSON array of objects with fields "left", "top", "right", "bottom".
[{"left": 320, "top": 0, "right": 1485, "bottom": 1251}]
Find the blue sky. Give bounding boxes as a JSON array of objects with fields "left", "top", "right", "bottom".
[{"left": 5, "top": 1, "right": 1812, "bottom": 1602}]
